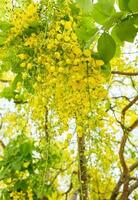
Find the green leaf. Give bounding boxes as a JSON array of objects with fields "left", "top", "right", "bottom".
[
  {"left": 22, "top": 22, "right": 41, "bottom": 36},
  {"left": 111, "top": 27, "right": 123, "bottom": 56},
  {"left": 103, "top": 12, "right": 125, "bottom": 29},
  {"left": 24, "top": 78, "right": 34, "bottom": 94},
  {"left": 97, "top": 32, "right": 116, "bottom": 63},
  {"left": 0, "top": 32, "right": 7, "bottom": 46},
  {"left": 14, "top": 180, "right": 28, "bottom": 191},
  {"left": 0, "top": 20, "right": 11, "bottom": 31},
  {"left": 1, "top": 48, "right": 20, "bottom": 72},
  {"left": 76, "top": 0, "right": 93, "bottom": 13},
  {"left": 118, "top": 0, "right": 130, "bottom": 11},
  {"left": 1, "top": 86, "right": 14, "bottom": 100},
  {"left": 105, "top": 101, "right": 111, "bottom": 110},
  {"left": 70, "top": 2, "right": 80, "bottom": 16},
  {"left": 76, "top": 27, "right": 97, "bottom": 44},
  {"left": 12, "top": 74, "right": 22, "bottom": 90},
  {"left": 115, "top": 19, "right": 137, "bottom": 42},
  {"left": 10, "top": 159, "right": 22, "bottom": 171},
  {"left": 76, "top": 16, "right": 98, "bottom": 44},
  {"left": 101, "top": 63, "right": 111, "bottom": 77},
  {"left": 0, "top": 21, "right": 11, "bottom": 46},
  {"left": 0, "top": 60, "right": 12, "bottom": 71},
  {"left": 128, "top": 0, "right": 138, "bottom": 12},
  {"left": 92, "top": 0, "right": 115, "bottom": 25},
  {"left": 91, "top": 52, "right": 102, "bottom": 60},
  {"left": 132, "top": 15, "right": 138, "bottom": 25},
  {"left": 79, "top": 16, "right": 95, "bottom": 31},
  {"left": 20, "top": 142, "right": 32, "bottom": 157},
  {"left": 1, "top": 190, "right": 10, "bottom": 200}
]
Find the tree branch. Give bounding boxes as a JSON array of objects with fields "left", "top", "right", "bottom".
[
  {"left": 128, "top": 119, "right": 138, "bottom": 132},
  {"left": 111, "top": 92, "right": 138, "bottom": 199},
  {"left": 111, "top": 98, "right": 138, "bottom": 199},
  {"left": 63, "top": 182, "right": 73, "bottom": 200},
  {"left": 0, "top": 79, "right": 11, "bottom": 83},
  {"left": 110, "top": 177, "right": 123, "bottom": 200},
  {"left": 119, "top": 132, "right": 129, "bottom": 175},
  {"left": 129, "top": 161, "right": 138, "bottom": 172},
  {"left": 71, "top": 190, "right": 79, "bottom": 200},
  {"left": 121, "top": 95, "right": 138, "bottom": 123},
  {"left": 44, "top": 106, "right": 49, "bottom": 141},
  {"left": 0, "top": 140, "right": 5, "bottom": 148},
  {"left": 113, "top": 96, "right": 131, "bottom": 102},
  {"left": 111, "top": 71, "right": 138, "bottom": 76},
  {"left": 128, "top": 180, "right": 138, "bottom": 196},
  {"left": 14, "top": 100, "right": 28, "bottom": 104}
]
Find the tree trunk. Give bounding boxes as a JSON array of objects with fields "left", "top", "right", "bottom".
[{"left": 77, "top": 134, "right": 88, "bottom": 200}]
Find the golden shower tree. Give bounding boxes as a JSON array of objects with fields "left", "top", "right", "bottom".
[{"left": 0, "top": 0, "right": 138, "bottom": 199}]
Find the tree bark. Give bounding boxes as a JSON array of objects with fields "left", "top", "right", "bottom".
[
  {"left": 77, "top": 134, "right": 88, "bottom": 200},
  {"left": 120, "top": 181, "right": 129, "bottom": 200},
  {"left": 110, "top": 177, "right": 123, "bottom": 200}
]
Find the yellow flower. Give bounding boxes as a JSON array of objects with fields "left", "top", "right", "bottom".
[
  {"left": 6, "top": 178, "right": 12, "bottom": 183},
  {"left": 25, "top": 35, "right": 37, "bottom": 47},
  {"left": 55, "top": 25, "right": 60, "bottom": 31},
  {"left": 16, "top": 82, "right": 22, "bottom": 90},
  {"left": 71, "top": 32, "right": 77, "bottom": 41},
  {"left": 72, "top": 46, "right": 82, "bottom": 56},
  {"left": 23, "top": 161, "right": 30, "bottom": 168},
  {"left": 64, "top": 21, "right": 72, "bottom": 30},
  {"left": 37, "top": 75, "right": 42, "bottom": 81},
  {"left": 83, "top": 49, "right": 91, "bottom": 57},
  {"left": 49, "top": 66, "right": 56, "bottom": 73},
  {"left": 57, "top": 34, "right": 62, "bottom": 40},
  {"left": 22, "top": 72, "right": 28, "bottom": 79},
  {"left": 88, "top": 77, "right": 96, "bottom": 85},
  {"left": 67, "top": 133, "right": 72, "bottom": 140},
  {"left": 18, "top": 54, "right": 28, "bottom": 60},
  {"left": 20, "top": 62, "right": 26, "bottom": 67},
  {"left": 27, "top": 63, "right": 33, "bottom": 69},
  {"left": 54, "top": 52, "right": 60, "bottom": 59},
  {"left": 95, "top": 60, "right": 104, "bottom": 66},
  {"left": 26, "top": 3, "right": 37, "bottom": 16},
  {"left": 47, "top": 43, "right": 54, "bottom": 50},
  {"left": 64, "top": 35, "right": 70, "bottom": 42},
  {"left": 77, "top": 126, "right": 83, "bottom": 137},
  {"left": 66, "top": 59, "right": 71, "bottom": 64},
  {"left": 73, "top": 58, "right": 80, "bottom": 65},
  {"left": 58, "top": 67, "right": 64, "bottom": 73}
]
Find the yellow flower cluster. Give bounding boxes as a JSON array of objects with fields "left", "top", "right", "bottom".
[
  {"left": 27, "top": 187, "right": 33, "bottom": 200},
  {"left": 27, "top": 16, "right": 107, "bottom": 135},
  {"left": 25, "top": 33, "right": 38, "bottom": 48},
  {"left": 10, "top": 191, "right": 26, "bottom": 200},
  {"left": 6, "top": 2, "right": 108, "bottom": 137},
  {"left": 10, "top": 187, "right": 33, "bottom": 200},
  {"left": 9, "top": 3, "right": 38, "bottom": 37}
]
